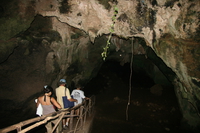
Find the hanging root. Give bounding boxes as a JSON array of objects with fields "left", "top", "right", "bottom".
[{"left": 126, "top": 37, "right": 134, "bottom": 121}]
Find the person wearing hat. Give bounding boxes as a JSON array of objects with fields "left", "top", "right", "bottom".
[{"left": 55, "top": 79, "right": 77, "bottom": 129}]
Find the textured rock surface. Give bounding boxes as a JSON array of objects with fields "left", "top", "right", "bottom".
[{"left": 0, "top": 0, "right": 199, "bottom": 131}]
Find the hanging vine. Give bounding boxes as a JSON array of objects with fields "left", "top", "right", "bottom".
[{"left": 101, "top": 5, "right": 118, "bottom": 61}]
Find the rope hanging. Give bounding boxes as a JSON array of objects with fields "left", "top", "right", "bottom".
[{"left": 126, "top": 37, "right": 134, "bottom": 120}]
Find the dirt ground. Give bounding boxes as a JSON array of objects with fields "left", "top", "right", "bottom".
[{"left": 85, "top": 62, "right": 183, "bottom": 133}]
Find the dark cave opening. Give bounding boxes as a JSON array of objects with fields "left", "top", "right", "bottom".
[
  {"left": 84, "top": 58, "right": 157, "bottom": 96},
  {"left": 84, "top": 59, "right": 182, "bottom": 133}
]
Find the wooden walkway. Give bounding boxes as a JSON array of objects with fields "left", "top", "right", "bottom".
[{"left": 0, "top": 96, "right": 95, "bottom": 133}]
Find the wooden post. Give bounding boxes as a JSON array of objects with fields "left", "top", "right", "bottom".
[
  {"left": 69, "top": 109, "right": 74, "bottom": 131},
  {"left": 83, "top": 104, "right": 87, "bottom": 125},
  {"left": 17, "top": 127, "right": 21, "bottom": 132},
  {"left": 80, "top": 106, "right": 84, "bottom": 129},
  {"left": 51, "top": 112, "right": 65, "bottom": 133},
  {"left": 89, "top": 98, "right": 92, "bottom": 116},
  {"left": 58, "top": 120, "right": 62, "bottom": 133}
]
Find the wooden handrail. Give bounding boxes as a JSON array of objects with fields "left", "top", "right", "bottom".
[{"left": 0, "top": 95, "right": 95, "bottom": 133}]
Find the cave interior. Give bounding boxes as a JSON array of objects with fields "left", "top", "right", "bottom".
[{"left": 0, "top": 0, "right": 200, "bottom": 133}]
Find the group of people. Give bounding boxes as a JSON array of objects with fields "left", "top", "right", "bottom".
[{"left": 36, "top": 79, "right": 89, "bottom": 133}]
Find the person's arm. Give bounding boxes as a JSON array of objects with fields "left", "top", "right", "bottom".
[
  {"left": 66, "top": 88, "right": 77, "bottom": 102},
  {"left": 51, "top": 97, "right": 62, "bottom": 109},
  {"left": 69, "top": 98, "right": 77, "bottom": 102},
  {"left": 84, "top": 97, "right": 90, "bottom": 100}
]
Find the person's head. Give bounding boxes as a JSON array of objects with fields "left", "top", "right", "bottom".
[
  {"left": 76, "top": 84, "right": 84, "bottom": 90},
  {"left": 44, "top": 85, "right": 53, "bottom": 96},
  {"left": 59, "top": 79, "right": 67, "bottom": 86}
]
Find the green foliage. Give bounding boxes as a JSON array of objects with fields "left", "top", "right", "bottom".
[{"left": 101, "top": 5, "right": 118, "bottom": 61}]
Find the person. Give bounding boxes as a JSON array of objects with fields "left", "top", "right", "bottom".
[
  {"left": 55, "top": 79, "right": 77, "bottom": 129},
  {"left": 36, "top": 85, "right": 62, "bottom": 133},
  {"left": 71, "top": 84, "right": 89, "bottom": 117}
]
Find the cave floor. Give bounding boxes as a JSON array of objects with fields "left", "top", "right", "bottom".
[{"left": 87, "top": 67, "right": 183, "bottom": 133}]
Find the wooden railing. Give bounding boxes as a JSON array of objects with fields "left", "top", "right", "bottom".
[{"left": 0, "top": 95, "right": 95, "bottom": 133}]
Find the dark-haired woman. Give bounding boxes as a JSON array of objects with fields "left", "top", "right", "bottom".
[{"left": 36, "top": 85, "right": 62, "bottom": 133}]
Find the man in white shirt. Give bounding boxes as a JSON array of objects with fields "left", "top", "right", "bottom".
[{"left": 71, "top": 84, "right": 89, "bottom": 117}]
